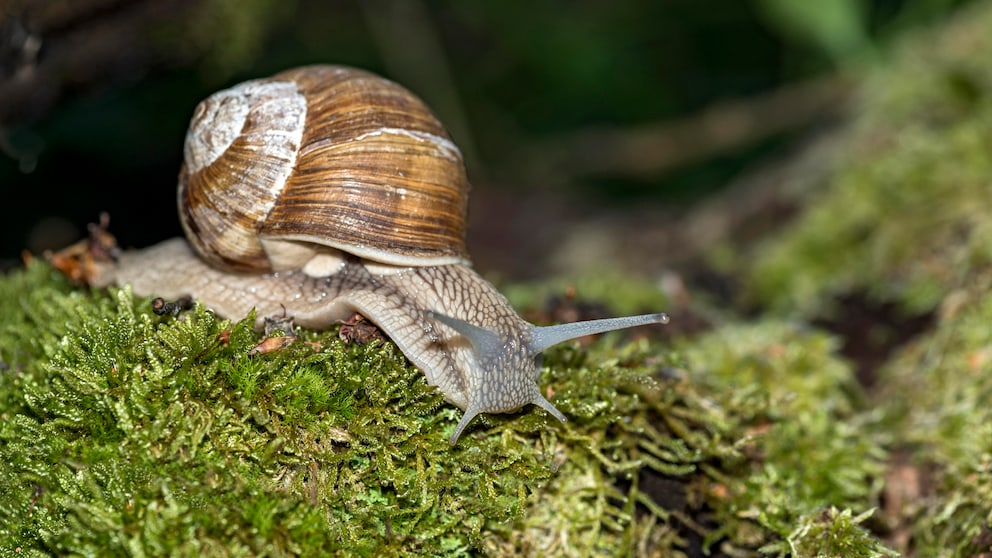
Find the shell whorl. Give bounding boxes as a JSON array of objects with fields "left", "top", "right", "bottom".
[{"left": 179, "top": 64, "right": 471, "bottom": 273}]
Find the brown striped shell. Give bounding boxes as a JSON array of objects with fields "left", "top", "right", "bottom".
[{"left": 178, "top": 64, "right": 470, "bottom": 273}]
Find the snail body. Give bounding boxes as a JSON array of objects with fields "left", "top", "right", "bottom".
[{"left": 71, "top": 65, "right": 668, "bottom": 444}]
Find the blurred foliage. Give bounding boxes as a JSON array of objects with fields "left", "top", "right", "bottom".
[
  {"left": 756, "top": 0, "right": 875, "bottom": 64},
  {"left": 738, "top": 0, "right": 992, "bottom": 318},
  {"left": 723, "top": 1, "right": 992, "bottom": 555},
  {"left": 755, "top": 0, "right": 973, "bottom": 69},
  {"left": 498, "top": 268, "right": 671, "bottom": 319},
  {"left": 182, "top": 0, "right": 300, "bottom": 81}
]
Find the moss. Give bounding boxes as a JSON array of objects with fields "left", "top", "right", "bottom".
[
  {"left": 763, "top": 507, "right": 894, "bottom": 558},
  {"left": 876, "top": 287, "right": 992, "bottom": 557},
  {"left": 721, "top": 2, "right": 992, "bottom": 556},
  {"left": 0, "top": 261, "right": 545, "bottom": 555},
  {"left": 0, "top": 256, "right": 901, "bottom": 556},
  {"left": 674, "top": 321, "right": 891, "bottom": 557}
]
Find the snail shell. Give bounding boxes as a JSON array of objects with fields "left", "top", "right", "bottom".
[
  {"left": 179, "top": 65, "right": 469, "bottom": 273},
  {"left": 54, "top": 65, "right": 668, "bottom": 445}
]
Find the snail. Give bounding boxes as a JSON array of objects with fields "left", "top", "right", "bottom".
[{"left": 50, "top": 64, "right": 669, "bottom": 445}]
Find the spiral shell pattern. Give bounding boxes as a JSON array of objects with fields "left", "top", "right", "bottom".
[{"left": 179, "top": 65, "right": 471, "bottom": 272}]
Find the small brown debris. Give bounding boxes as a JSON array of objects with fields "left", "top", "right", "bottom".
[
  {"left": 43, "top": 212, "right": 120, "bottom": 286},
  {"left": 216, "top": 330, "right": 231, "bottom": 346},
  {"left": 151, "top": 295, "right": 194, "bottom": 317},
  {"left": 249, "top": 335, "right": 299, "bottom": 356},
  {"left": 338, "top": 313, "right": 386, "bottom": 344}
]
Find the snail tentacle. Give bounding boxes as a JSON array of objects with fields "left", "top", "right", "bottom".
[
  {"left": 529, "top": 313, "right": 670, "bottom": 352},
  {"left": 426, "top": 309, "right": 668, "bottom": 444}
]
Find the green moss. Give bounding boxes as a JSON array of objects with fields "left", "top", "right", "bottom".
[
  {"left": 0, "top": 262, "right": 554, "bottom": 555},
  {"left": 0, "top": 257, "right": 902, "bottom": 555},
  {"left": 763, "top": 507, "right": 895, "bottom": 558},
  {"left": 717, "top": 3, "right": 992, "bottom": 555},
  {"left": 876, "top": 287, "right": 992, "bottom": 557},
  {"left": 675, "top": 321, "right": 891, "bottom": 556}
]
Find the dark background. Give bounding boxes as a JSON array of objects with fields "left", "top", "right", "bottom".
[{"left": 0, "top": 0, "right": 976, "bottom": 277}]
